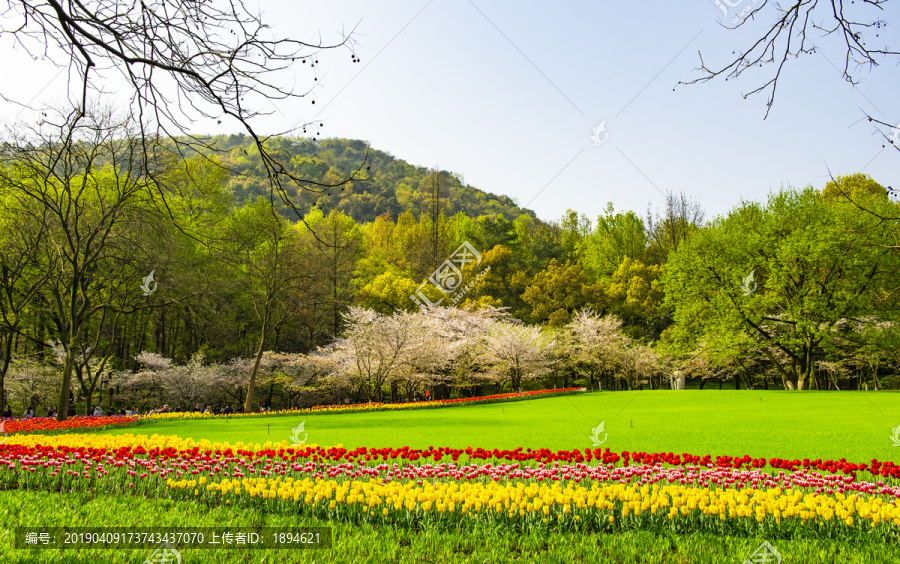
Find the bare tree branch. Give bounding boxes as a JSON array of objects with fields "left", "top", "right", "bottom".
[
  {"left": 1, "top": 0, "right": 369, "bottom": 224},
  {"left": 682, "top": 1, "right": 897, "bottom": 121}
]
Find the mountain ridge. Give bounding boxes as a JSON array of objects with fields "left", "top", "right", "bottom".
[{"left": 210, "top": 134, "right": 536, "bottom": 224}]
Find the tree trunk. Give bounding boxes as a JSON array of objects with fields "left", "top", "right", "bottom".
[
  {"left": 0, "top": 330, "right": 13, "bottom": 414},
  {"left": 243, "top": 310, "right": 270, "bottom": 413},
  {"left": 56, "top": 348, "right": 76, "bottom": 422}
]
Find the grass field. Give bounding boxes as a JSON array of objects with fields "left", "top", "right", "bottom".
[
  {"left": 100, "top": 390, "right": 900, "bottom": 462},
  {"left": 10, "top": 389, "right": 900, "bottom": 563}
]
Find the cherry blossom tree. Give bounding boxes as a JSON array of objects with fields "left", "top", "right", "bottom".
[
  {"left": 120, "top": 351, "right": 220, "bottom": 410},
  {"left": 117, "top": 351, "right": 171, "bottom": 409},
  {"left": 6, "top": 355, "right": 59, "bottom": 415},
  {"left": 422, "top": 306, "right": 509, "bottom": 398},
  {"left": 613, "top": 343, "right": 660, "bottom": 391},
  {"left": 253, "top": 351, "right": 330, "bottom": 409},
  {"left": 479, "top": 322, "right": 554, "bottom": 393},
  {"left": 325, "top": 307, "right": 418, "bottom": 402},
  {"left": 565, "top": 308, "right": 629, "bottom": 391}
]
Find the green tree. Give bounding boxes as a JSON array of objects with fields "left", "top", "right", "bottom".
[
  {"left": 557, "top": 210, "right": 591, "bottom": 263},
  {"left": 584, "top": 203, "right": 647, "bottom": 279},
  {"left": 663, "top": 187, "right": 900, "bottom": 390},
  {"left": 0, "top": 111, "right": 164, "bottom": 419},
  {"left": 522, "top": 260, "right": 604, "bottom": 326},
  {"left": 302, "top": 209, "right": 365, "bottom": 337},
  {"left": 219, "top": 197, "right": 308, "bottom": 413},
  {"left": 0, "top": 183, "right": 54, "bottom": 413},
  {"left": 602, "top": 256, "right": 664, "bottom": 338},
  {"left": 821, "top": 173, "right": 889, "bottom": 201},
  {"left": 356, "top": 272, "right": 424, "bottom": 314}
]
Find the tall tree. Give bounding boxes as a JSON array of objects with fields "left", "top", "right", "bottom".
[
  {"left": 645, "top": 191, "right": 704, "bottom": 263},
  {"left": 421, "top": 166, "right": 451, "bottom": 275},
  {"left": 0, "top": 185, "right": 53, "bottom": 413},
  {"left": 302, "top": 209, "right": 365, "bottom": 337},
  {"left": 0, "top": 110, "right": 165, "bottom": 419},
  {"left": 219, "top": 197, "right": 308, "bottom": 413},
  {"left": 584, "top": 203, "right": 647, "bottom": 279}
]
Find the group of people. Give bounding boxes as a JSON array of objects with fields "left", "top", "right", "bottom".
[
  {"left": 1, "top": 394, "right": 430, "bottom": 419},
  {"left": 2, "top": 405, "right": 59, "bottom": 418},
  {"left": 197, "top": 404, "right": 245, "bottom": 415}
]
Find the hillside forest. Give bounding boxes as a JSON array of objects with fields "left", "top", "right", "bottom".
[{"left": 1, "top": 123, "right": 899, "bottom": 418}]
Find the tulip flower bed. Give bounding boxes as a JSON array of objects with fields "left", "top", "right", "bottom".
[
  {"left": 138, "top": 387, "right": 587, "bottom": 422},
  {"left": 6, "top": 492, "right": 892, "bottom": 564},
  {"left": 2, "top": 434, "right": 899, "bottom": 542},
  {"left": 0, "top": 415, "right": 137, "bottom": 435}
]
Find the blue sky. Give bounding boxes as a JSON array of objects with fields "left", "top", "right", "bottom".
[{"left": 1, "top": 1, "right": 897, "bottom": 223}]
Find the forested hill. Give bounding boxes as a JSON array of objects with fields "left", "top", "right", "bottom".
[{"left": 209, "top": 134, "right": 535, "bottom": 223}]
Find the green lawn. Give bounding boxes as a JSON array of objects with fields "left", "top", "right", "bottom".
[{"left": 95, "top": 390, "right": 900, "bottom": 463}]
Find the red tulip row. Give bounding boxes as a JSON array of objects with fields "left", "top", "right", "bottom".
[
  {"left": 0, "top": 416, "right": 137, "bottom": 434},
  {"left": 437, "top": 388, "right": 586, "bottom": 404},
  {"left": 5, "top": 442, "right": 898, "bottom": 484},
  {"left": 2, "top": 443, "right": 899, "bottom": 506}
]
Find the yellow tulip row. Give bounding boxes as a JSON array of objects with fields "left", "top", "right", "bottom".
[
  {"left": 3, "top": 432, "right": 323, "bottom": 453},
  {"left": 142, "top": 402, "right": 425, "bottom": 421},
  {"left": 167, "top": 476, "right": 900, "bottom": 530},
  {"left": 141, "top": 392, "right": 574, "bottom": 422}
]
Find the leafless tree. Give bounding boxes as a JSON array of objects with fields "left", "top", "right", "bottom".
[
  {"left": 682, "top": 1, "right": 899, "bottom": 151},
  {"left": 646, "top": 191, "right": 705, "bottom": 260},
  {"left": 1, "top": 0, "right": 367, "bottom": 220}
]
